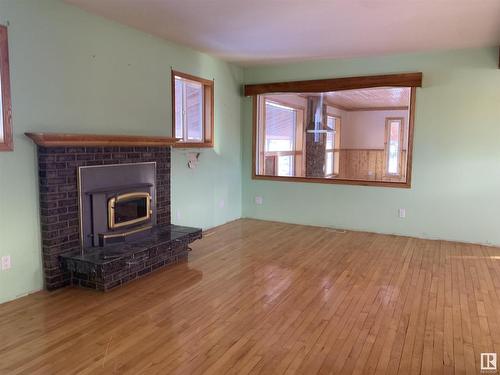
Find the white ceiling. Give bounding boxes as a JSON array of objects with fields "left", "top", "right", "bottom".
[
  {"left": 65, "top": 0, "right": 500, "bottom": 65},
  {"left": 327, "top": 87, "right": 410, "bottom": 110}
]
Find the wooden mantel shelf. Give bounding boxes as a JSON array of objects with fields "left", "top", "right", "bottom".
[{"left": 25, "top": 132, "right": 179, "bottom": 147}]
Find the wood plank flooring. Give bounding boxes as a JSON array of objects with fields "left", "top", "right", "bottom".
[{"left": 1, "top": 219, "right": 500, "bottom": 374}]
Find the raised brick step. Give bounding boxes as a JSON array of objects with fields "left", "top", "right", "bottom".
[{"left": 61, "top": 225, "right": 202, "bottom": 291}]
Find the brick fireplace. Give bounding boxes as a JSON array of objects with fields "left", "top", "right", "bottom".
[{"left": 27, "top": 133, "right": 202, "bottom": 291}]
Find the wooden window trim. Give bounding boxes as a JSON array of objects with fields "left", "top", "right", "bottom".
[
  {"left": 258, "top": 97, "right": 305, "bottom": 176},
  {"left": 325, "top": 115, "right": 341, "bottom": 177},
  {"left": 251, "top": 87, "right": 417, "bottom": 189},
  {"left": 383, "top": 117, "right": 405, "bottom": 177},
  {"left": 171, "top": 70, "right": 214, "bottom": 148},
  {"left": 384, "top": 117, "right": 405, "bottom": 178},
  {"left": 0, "top": 25, "right": 13, "bottom": 151},
  {"left": 244, "top": 72, "right": 422, "bottom": 96}
]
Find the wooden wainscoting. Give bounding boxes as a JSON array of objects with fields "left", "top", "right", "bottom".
[{"left": 338, "top": 148, "right": 407, "bottom": 182}]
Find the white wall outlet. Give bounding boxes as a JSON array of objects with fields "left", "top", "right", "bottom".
[
  {"left": 219, "top": 199, "right": 225, "bottom": 209},
  {"left": 398, "top": 208, "right": 406, "bottom": 218},
  {"left": 1, "top": 255, "right": 11, "bottom": 271},
  {"left": 255, "top": 196, "right": 263, "bottom": 205},
  {"left": 176, "top": 211, "right": 181, "bottom": 220}
]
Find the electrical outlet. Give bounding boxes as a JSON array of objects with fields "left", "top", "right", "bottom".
[
  {"left": 398, "top": 208, "right": 406, "bottom": 218},
  {"left": 1, "top": 255, "right": 11, "bottom": 271},
  {"left": 255, "top": 196, "right": 263, "bottom": 205},
  {"left": 176, "top": 211, "right": 181, "bottom": 220},
  {"left": 219, "top": 199, "right": 225, "bottom": 209}
]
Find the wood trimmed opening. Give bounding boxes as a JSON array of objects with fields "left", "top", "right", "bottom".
[
  {"left": 249, "top": 74, "right": 419, "bottom": 188},
  {"left": 0, "top": 25, "right": 13, "bottom": 152},
  {"left": 171, "top": 70, "right": 214, "bottom": 148}
]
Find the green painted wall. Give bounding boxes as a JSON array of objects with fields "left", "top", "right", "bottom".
[
  {"left": 1, "top": 1, "right": 498, "bottom": 306},
  {"left": 242, "top": 48, "right": 500, "bottom": 245},
  {"left": 0, "top": 0, "right": 242, "bottom": 303}
]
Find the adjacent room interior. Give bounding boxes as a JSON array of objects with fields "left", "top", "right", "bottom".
[
  {"left": 254, "top": 87, "right": 412, "bottom": 184},
  {"left": 1, "top": 0, "right": 500, "bottom": 374}
]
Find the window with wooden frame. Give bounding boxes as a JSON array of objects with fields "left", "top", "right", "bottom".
[
  {"left": 171, "top": 71, "right": 213, "bottom": 147},
  {"left": 0, "top": 25, "right": 13, "bottom": 151},
  {"left": 384, "top": 117, "right": 404, "bottom": 177},
  {"left": 325, "top": 115, "right": 341, "bottom": 177},
  {"left": 247, "top": 73, "right": 421, "bottom": 188},
  {"left": 256, "top": 96, "right": 304, "bottom": 177}
]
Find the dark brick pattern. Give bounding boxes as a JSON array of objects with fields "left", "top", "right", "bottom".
[
  {"left": 62, "top": 227, "right": 202, "bottom": 291},
  {"left": 37, "top": 146, "right": 171, "bottom": 290}
]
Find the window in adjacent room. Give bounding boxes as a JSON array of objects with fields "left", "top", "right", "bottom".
[
  {"left": 257, "top": 97, "right": 304, "bottom": 177},
  {"left": 250, "top": 81, "right": 417, "bottom": 187},
  {"left": 384, "top": 117, "right": 404, "bottom": 176},
  {"left": 0, "top": 25, "right": 12, "bottom": 151},
  {"left": 172, "top": 71, "right": 213, "bottom": 147},
  {"left": 325, "top": 115, "right": 341, "bottom": 176}
]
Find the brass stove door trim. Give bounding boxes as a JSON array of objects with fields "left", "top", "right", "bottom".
[{"left": 108, "top": 192, "right": 152, "bottom": 229}]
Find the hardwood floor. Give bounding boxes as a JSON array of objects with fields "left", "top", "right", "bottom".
[{"left": 1, "top": 219, "right": 500, "bottom": 374}]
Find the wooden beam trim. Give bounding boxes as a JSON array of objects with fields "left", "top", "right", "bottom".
[
  {"left": 244, "top": 72, "right": 422, "bottom": 96},
  {"left": 252, "top": 175, "right": 411, "bottom": 189},
  {"left": 25, "top": 132, "right": 180, "bottom": 147},
  {"left": 0, "top": 25, "right": 13, "bottom": 151},
  {"left": 171, "top": 70, "right": 214, "bottom": 87}
]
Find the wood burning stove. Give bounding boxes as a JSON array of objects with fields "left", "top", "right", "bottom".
[
  {"left": 108, "top": 192, "right": 152, "bottom": 229},
  {"left": 78, "top": 162, "right": 157, "bottom": 248}
]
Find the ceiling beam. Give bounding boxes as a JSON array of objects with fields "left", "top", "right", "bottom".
[{"left": 244, "top": 73, "right": 423, "bottom": 96}]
